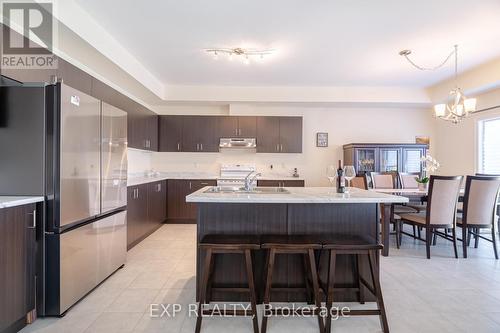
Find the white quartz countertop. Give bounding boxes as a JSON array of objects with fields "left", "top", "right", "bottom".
[
  {"left": 127, "top": 173, "right": 304, "bottom": 187},
  {"left": 186, "top": 187, "right": 409, "bottom": 204},
  {"left": 0, "top": 196, "right": 44, "bottom": 209},
  {"left": 127, "top": 173, "right": 218, "bottom": 186}
]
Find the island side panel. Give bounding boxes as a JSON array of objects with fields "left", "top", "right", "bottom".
[
  {"left": 287, "top": 203, "right": 378, "bottom": 302},
  {"left": 196, "top": 202, "right": 379, "bottom": 303},
  {"left": 196, "top": 203, "right": 288, "bottom": 302}
]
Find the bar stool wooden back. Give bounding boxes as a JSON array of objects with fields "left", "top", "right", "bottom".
[
  {"left": 196, "top": 235, "right": 260, "bottom": 333},
  {"left": 260, "top": 235, "right": 324, "bottom": 333}
]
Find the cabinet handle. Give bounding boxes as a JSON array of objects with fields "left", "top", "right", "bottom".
[
  {"left": 200, "top": 143, "right": 203, "bottom": 151},
  {"left": 177, "top": 143, "right": 180, "bottom": 151},
  {"left": 196, "top": 143, "right": 199, "bottom": 151},
  {"left": 276, "top": 144, "right": 279, "bottom": 152},
  {"left": 27, "top": 210, "right": 36, "bottom": 229},
  {"left": 238, "top": 128, "right": 241, "bottom": 136},
  {"left": 200, "top": 182, "right": 209, "bottom": 185},
  {"left": 157, "top": 183, "right": 161, "bottom": 192},
  {"left": 280, "top": 144, "right": 283, "bottom": 152},
  {"left": 189, "top": 181, "right": 192, "bottom": 190}
]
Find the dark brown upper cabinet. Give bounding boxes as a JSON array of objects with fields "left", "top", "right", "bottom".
[
  {"left": 159, "top": 115, "right": 183, "bottom": 152},
  {"left": 256, "top": 116, "right": 280, "bottom": 153},
  {"left": 182, "top": 116, "right": 218, "bottom": 152},
  {"left": 218, "top": 116, "right": 256, "bottom": 138},
  {"left": 256, "top": 116, "right": 302, "bottom": 153},
  {"left": 147, "top": 114, "right": 159, "bottom": 151},
  {"left": 128, "top": 110, "right": 158, "bottom": 151},
  {"left": 158, "top": 115, "right": 301, "bottom": 153},
  {"left": 278, "top": 117, "right": 302, "bottom": 153}
]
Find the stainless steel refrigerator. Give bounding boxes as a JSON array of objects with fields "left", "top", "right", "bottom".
[{"left": 0, "top": 81, "right": 128, "bottom": 316}]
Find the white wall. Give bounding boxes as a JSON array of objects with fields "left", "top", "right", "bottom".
[
  {"left": 433, "top": 88, "right": 500, "bottom": 176},
  {"left": 149, "top": 104, "right": 435, "bottom": 186}
]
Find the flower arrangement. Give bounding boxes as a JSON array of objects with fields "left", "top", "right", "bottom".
[{"left": 415, "top": 155, "right": 440, "bottom": 189}]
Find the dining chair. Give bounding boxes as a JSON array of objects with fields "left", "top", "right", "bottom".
[
  {"left": 398, "top": 172, "right": 420, "bottom": 189},
  {"left": 476, "top": 173, "right": 500, "bottom": 237},
  {"left": 370, "top": 172, "right": 397, "bottom": 189},
  {"left": 371, "top": 172, "right": 409, "bottom": 247},
  {"left": 350, "top": 176, "right": 368, "bottom": 190},
  {"left": 397, "top": 175, "right": 463, "bottom": 259},
  {"left": 458, "top": 175, "right": 500, "bottom": 259},
  {"left": 397, "top": 172, "right": 428, "bottom": 239}
]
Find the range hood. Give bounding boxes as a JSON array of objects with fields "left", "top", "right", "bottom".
[{"left": 219, "top": 138, "right": 256, "bottom": 149}]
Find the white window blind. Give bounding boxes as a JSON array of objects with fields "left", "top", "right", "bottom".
[{"left": 478, "top": 117, "right": 500, "bottom": 174}]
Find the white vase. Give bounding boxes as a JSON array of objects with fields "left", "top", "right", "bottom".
[{"left": 418, "top": 183, "right": 428, "bottom": 191}]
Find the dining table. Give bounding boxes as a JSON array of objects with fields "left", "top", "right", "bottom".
[
  {"left": 369, "top": 188, "right": 428, "bottom": 256},
  {"left": 372, "top": 188, "right": 499, "bottom": 256}
]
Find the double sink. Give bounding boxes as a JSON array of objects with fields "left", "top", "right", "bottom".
[{"left": 204, "top": 186, "right": 290, "bottom": 194}]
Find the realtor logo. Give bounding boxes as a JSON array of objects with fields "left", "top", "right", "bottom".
[{"left": 1, "top": 0, "right": 57, "bottom": 69}]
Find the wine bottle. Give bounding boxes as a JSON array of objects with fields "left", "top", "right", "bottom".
[{"left": 336, "top": 160, "right": 345, "bottom": 193}]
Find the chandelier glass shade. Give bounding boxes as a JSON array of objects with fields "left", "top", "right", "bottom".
[
  {"left": 400, "top": 45, "right": 477, "bottom": 123},
  {"left": 433, "top": 87, "right": 477, "bottom": 124}
]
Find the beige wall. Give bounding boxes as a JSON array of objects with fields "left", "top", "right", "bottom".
[
  {"left": 433, "top": 89, "right": 500, "bottom": 176},
  {"left": 148, "top": 104, "right": 434, "bottom": 186}
]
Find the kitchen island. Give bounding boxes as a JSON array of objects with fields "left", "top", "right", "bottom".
[{"left": 186, "top": 187, "right": 408, "bottom": 303}]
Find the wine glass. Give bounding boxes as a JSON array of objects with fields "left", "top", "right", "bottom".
[
  {"left": 343, "top": 165, "right": 356, "bottom": 191},
  {"left": 326, "top": 165, "right": 337, "bottom": 187}
]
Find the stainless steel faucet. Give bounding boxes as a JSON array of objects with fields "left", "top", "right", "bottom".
[{"left": 244, "top": 171, "right": 261, "bottom": 191}]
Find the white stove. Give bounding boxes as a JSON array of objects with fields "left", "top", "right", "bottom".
[{"left": 217, "top": 164, "right": 256, "bottom": 187}]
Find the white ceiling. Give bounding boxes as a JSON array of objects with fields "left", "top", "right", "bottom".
[{"left": 74, "top": 0, "right": 500, "bottom": 88}]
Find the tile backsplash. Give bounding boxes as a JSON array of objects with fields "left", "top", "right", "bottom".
[
  {"left": 151, "top": 150, "right": 304, "bottom": 179},
  {"left": 127, "top": 148, "right": 153, "bottom": 174}
]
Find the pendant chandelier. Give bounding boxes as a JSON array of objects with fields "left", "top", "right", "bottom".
[{"left": 400, "top": 45, "right": 477, "bottom": 124}]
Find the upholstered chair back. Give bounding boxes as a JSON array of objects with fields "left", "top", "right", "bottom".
[
  {"left": 427, "top": 176, "right": 463, "bottom": 226},
  {"left": 463, "top": 176, "right": 500, "bottom": 225}
]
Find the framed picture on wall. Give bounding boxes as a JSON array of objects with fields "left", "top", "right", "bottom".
[{"left": 316, "top": 132, "right": 328, "bottom": 147}]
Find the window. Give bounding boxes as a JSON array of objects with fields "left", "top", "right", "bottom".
[{"left": 478, "top": 117, "right": 500, "bottom": 174}]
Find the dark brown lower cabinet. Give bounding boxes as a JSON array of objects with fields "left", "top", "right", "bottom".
[
  {"left": 0, "top": 204, "right": 36, "bottom": 333},
  {"left": 127, "top": 180, "right": 167, "bottom": 250},
  {"left": 127, "top": 184, "right": 148, "bottom": 249},
  {"left": 257, "top": 179, "right": 305, "bottom": 187},
  {"left": 167, "top": 179, "right": 217, "bottom": 223},
  {"left": 148, "top": 181, "right": 167, "bottom": 227}
]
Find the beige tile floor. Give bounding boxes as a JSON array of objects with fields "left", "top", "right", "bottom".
[{"left": 21, "top": 224, "right": 500, "bottom": 333}]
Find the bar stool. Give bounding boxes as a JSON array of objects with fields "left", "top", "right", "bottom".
[
  {"left": 196, "top": 235, "right": 260, "bottom": 333},
  {"left": 322, "top": 235, "right": 389, "bottom": 333},
  {"left": 260, "top": 235, "right": 324, "bottom": 333}
]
